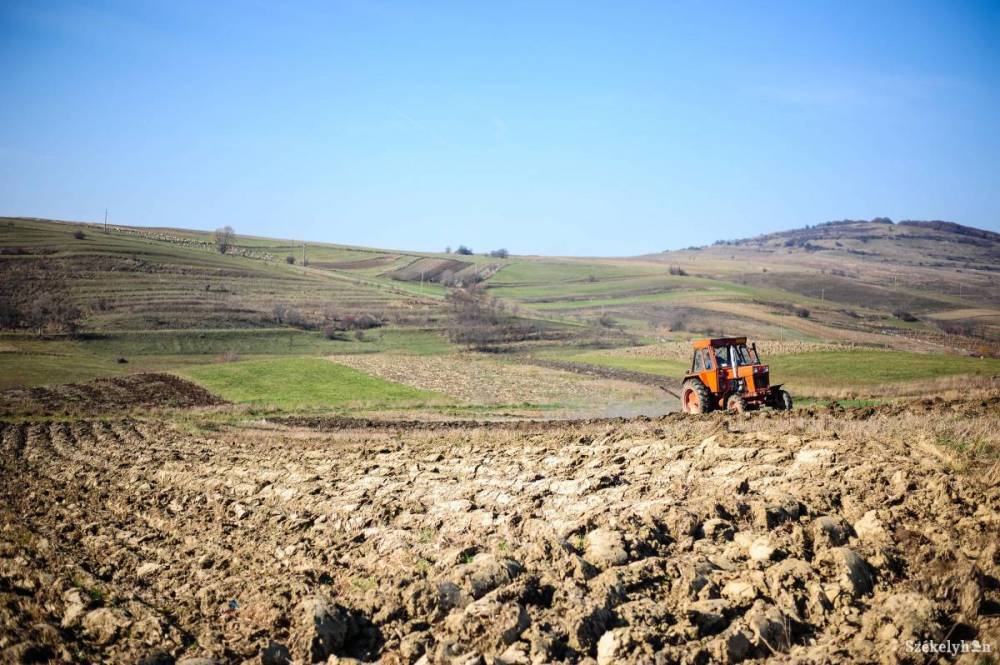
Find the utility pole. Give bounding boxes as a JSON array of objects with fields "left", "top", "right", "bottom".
[
  {"left": 104, "top": 209, "right": 108, "bottom": 233},
  {"left": 301, "top": 242, "right": 306, "bottom": 266}
]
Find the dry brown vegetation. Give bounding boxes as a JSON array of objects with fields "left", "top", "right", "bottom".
[{"left": 328, "top": 353, "right": 663, "bottom": 410}]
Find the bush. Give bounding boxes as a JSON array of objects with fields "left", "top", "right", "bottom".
[
  {"left": 664, "top": 311, "right": 688, "bottom": 331},
  {"left": 214, "top": 226, "right": 235, "bottom": 254},
  {"left": 668, "top": 266, "right": 687, "bottom": 276},
  {"left": 596, "top": 313, "right": 617, "bottom": 328},
  {"left": 893, "top": 310, "right": 918, "bottom": 322},
  {"left": 324, "top": 311, "right": 383, "bottom": 333},
  {"left": 285, "top": 255, "right": 296, "bottom": 264},
  {"left": 283, "top": 308, "right": 307, "bottom": 328},
  {"left": 73, "top": 229, "right": 86, "bottom": 240},
  {"left": 489, "top": 248, "right": 509, "bottom": 258},
  {"left": 27, "top": 292, "right": 82, "bottom": 334},
  {"left": 455, "top": 245, "right": 474, "bottom": 255},
  {"left": 794, "top": 307, "right": 810, "bottom": 319},
  {"left": 445, "top": 286, "right": 542, "bottom": 351},
  {"left": 273, "top": 304, "right": 308, "bottom": 328}
]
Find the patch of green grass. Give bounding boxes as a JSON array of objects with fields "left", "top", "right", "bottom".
[
  {"left": 547, "top": 351, "right": 688, "bottom": 377},
  {"left": 546, "top": 347, "right": 1000, "bottom": 392},
  {"left": 0, "top": 350, "right": 122, "bottom": 389},
  {"left": 488, "top": 259, "right": 659, "bottom": 286},
  {"left": 0, "top": 328, "right": 452, "bottom": 390},
  {"left": 521, "top": 289, "right": 723, "bottom": 311},
  {"left": 768, "top": 350, "right": 1000, "bottom": 387},
  {"left": 179, "top": 357, "right": 444, "bottom": 411}
]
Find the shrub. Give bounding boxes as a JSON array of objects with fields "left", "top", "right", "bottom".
[
  {"left": 794, "top": 307, "right": 810, "bottom": 319},
  {"left": 272, "top": 304, "right": 308, "bottom": 328},
  {"left": 665, "top": 311, "right": 688, "bottom": 331},
  {"left": 27, "top": 292, "right": 82, "bottom": 334},
  {"left": 285, "top": 255, "right": 296, "bottom": 264},
  {"left": 455, "top": 245, "right": 473, "bottom": 255},
  {"left": 489, "top": 248, "right": 509, "bottom": 258},
  {"left": 596, "top": 313, "right": 617, "bottom": 328},
  {"left": 72, "top": 229, "right": 86, "bottom": 240},
  {"left": 893, "top": 310, "right": 918, "bottom": 322},
  {"left": 324, "top": 311, "right": 384, "bottom": 333},
  {"left": 668, "top": 266, "right": 687, "bottom": 276},
  {"left": 214, "top": 226, "right": 235, "bottom": 254},
  {"left": 283, "top": 308, "right": 307, "bottom": 328},
  {"left": 445, "top": 286, "right": 542, "bottom": 351}
]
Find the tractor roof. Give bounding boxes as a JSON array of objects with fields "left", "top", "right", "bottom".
[{"left": 691, "top": 337, "right": 748, "bottom": 349}]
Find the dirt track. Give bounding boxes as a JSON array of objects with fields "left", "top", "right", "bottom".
[{"left": 1, "top": 400, "right": 999, "bottom": 664}]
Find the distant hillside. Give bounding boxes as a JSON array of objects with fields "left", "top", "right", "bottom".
[
  {"left": 635, "top": 218, "right": 1000, "bottom": 351},
  {"left": 2, "top": 216, "right": 997, "bottom": 366},
  {"left": 709, "top": 218, "right": 1000, "bottom": 263}
]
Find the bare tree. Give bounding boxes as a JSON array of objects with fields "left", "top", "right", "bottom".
[{"left": 214, "top": 226, "right": 235, "bottom": 254}]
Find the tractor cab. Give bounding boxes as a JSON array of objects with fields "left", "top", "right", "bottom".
[{"left": 681, "top": 337, "right": 792, "bottom": 414}]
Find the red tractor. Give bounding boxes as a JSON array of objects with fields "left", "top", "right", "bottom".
[{"left": 680, "top": 337, "right": 792, "bottom": 414}]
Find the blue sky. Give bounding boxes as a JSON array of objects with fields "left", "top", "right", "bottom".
[{"left": 2, "top": 1, "right": 998, "bottom": 255}]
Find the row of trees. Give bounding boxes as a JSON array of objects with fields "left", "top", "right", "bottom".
[{"left": 444, "top": 246, "right": 509, "bottom": 258}]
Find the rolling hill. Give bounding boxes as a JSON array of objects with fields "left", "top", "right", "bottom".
[{"left": 1, "top": 215, "right": 997, "bottom": 411}]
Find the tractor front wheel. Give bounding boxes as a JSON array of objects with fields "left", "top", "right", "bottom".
[
  {"left": 774, "top": 389, "right": 793, "bottom": 411},
  {"left": 682, "top": 380, "right": 712, "bottom": 414},
  {"left": 727, "top": 395, "right": 748, "bottom": 413}
]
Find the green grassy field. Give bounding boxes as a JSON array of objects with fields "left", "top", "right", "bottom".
[
  {"left": 3, "top": 217, "right": 997, "bottom": 410},
  {"left": 768, "top": 350, "right": 1000, "bottom": 386},
  {"left": 0, "top": 328, "right": 450, "bottom": 389},
  {"left": 546, "top": 347, "right": 1000, "bottom": 396},
  {"left": 180, "top": 357, "right": 442, "bottom": 410},
  {"left": 550, "top": 351, "right": 689, "bottom": 376}
]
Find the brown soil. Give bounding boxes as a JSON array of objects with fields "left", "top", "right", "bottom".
[
  {"left": 1, "top": 399, "right": 998, "bottom": 664},
  {"left": 0, "top": 373, "right": 226, "bottom": 416},
  {"left": 381, "top": 258, "right": 473, "bottom": 283},
  {"left": 311, "top": 256, "right": 400, "bottom": 271},
  {"left": 522, "top": 357, "right": 678, "bottom": 389},
  {"left": 327, "top": 354, "right": 665, "bottom": 408}
]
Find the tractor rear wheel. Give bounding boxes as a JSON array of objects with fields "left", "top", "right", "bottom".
[
  {"left": 774, "top": 389, "right": 793, "bottom": 411},
  {"left": 727, "top": 395, "right": 748, "bottom": 413},
  {"left": 682, "top": 380, "right": 712, "bottom": 414}
]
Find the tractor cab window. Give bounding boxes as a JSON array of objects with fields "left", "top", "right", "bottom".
[
  {"left": 715, "top": 346, "right": 730, "bottom": 367},
  {"left": 692, "top": 351, "right": 704, "bottom": 373},
  {"left": 702, "top": 349, "right": 713, "bottom": 369},
  {"left": 734, "top": 345, "right": 754, "bottom": 365}
]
